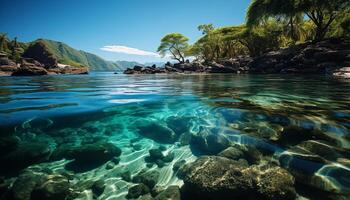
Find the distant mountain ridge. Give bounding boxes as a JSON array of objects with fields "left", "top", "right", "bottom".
[{"left": 34, "top": 39, "right": 121, "bottom": 71}]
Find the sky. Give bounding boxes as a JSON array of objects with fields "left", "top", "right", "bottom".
[{"left": 0, "top": 0, "right": 251, "bottom": 63}]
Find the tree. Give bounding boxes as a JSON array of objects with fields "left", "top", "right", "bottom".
[
  {"left": 157, "top": 33, "right": 189, "bottom": 63},
  {"left": 246, "top": 0, "right": 350, "bottom": 41},
  {"left": 0, "top": 33, "right": 9, "bottom": 53}
]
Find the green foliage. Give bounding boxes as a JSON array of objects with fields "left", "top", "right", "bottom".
[
  {"left": 35, "top": 39, "right": 119, "bottom": 70},
  {"left": 157, "top": 33, "right": 189, "bottom": 63},
  {"left": 246, "top": 0, "right": 350, "bottom": 41}
]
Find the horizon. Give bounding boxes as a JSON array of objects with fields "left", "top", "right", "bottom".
[{"left": 0, "top": 0, "right": 250, "bottom": 63}]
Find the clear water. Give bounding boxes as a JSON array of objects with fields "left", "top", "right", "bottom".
[{"left": 1, "top": 72, "right": 350, "bottom": 199}]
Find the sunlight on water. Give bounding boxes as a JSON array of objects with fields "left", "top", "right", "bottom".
[{"left": 0, "top": 73, "right": 350, "bottom": 199}]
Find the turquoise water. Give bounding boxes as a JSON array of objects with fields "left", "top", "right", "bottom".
[{"left": 1, "top": 72, "right": 350, "bottom": 199}]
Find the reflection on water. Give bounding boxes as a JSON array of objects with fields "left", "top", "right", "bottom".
[{"left": 0, "top": 72, "right": 350, "bottom": 199}]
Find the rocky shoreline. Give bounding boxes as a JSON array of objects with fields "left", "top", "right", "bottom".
[
  {"left": 124, "top": 38, "right": 350, "bottom": 77},
  {"left": 0, "top": 55, "right": 88, "bottom": 76}
]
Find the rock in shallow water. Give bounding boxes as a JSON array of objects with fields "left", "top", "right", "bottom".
[
  {"left": 0, "top": 142, "right": 51, "bottom": 175},
  {"left": 154, "top": 185, "right": 181, "bottom": 200},
  {"left": 11, "top": 168, "right": 71, "bottom": 200},
  {"left": 126, "top": 184, "right": 150, "bottom": 199},
  {"left": 63, "top": 141, "right": 121, "bottom": 172},
  {"left": 135, "top": 120, "right": 178, "bottom": 144},
  {"left": 190, "top": 129, "right": 230, "bottom": 155},
  {"left": 179, "top": 156, "right": 296, "bottom": 200}
]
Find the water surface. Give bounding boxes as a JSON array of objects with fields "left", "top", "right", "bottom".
[{"left": 1, "top": 72, "right": 350, "bottom": 199}]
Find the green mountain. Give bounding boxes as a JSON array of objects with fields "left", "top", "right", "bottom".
[{"left": 34, "top": 39, "right": 120, "bottom": 71}]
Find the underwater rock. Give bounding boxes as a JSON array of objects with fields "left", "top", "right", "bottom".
[
  {"left": 190, "top": 129, "right": 230, "bottom": 155},
  {"left": 145, "top": 149, "right": 174, "bottom": 168},
  {"left": 121, "top": 171, "right": 132, "bottom": 182},
  {"left": 0, "top": 135, "right": 20, "bottom": 156},
  {"left": 138, "top": 194, "right": 154, "bottom": 200},
  {"left": 1, "top": 142, "right": 51, "bottom": 175},
  {"left": 275, "top": 126, "right": 336, "bottom": 147},
  {"left": 126, "top": 184, "right": 150, "bottom": 199},
  {"left": 166, "top": 116, "right": 192, "bottom": 135},
  {"left": 218, "top": 146, "right": 245, "bottom": 160},
  {"left": 64, "top": 141, "right": 121, "bottom": 172},
  {"left": 105, "top": 162, "right": 115, "bottom": 170},
  {"left": 251, "top": 165, "right": 296, "bottom": 200},
  {"left": 31, "top": 175, "right": 70, "bottom": 200},
  {"left": 179, "top": 156, "right": 296, "bottom": 200},
  {"left": 149, "top": 149, "right": 164, "bottom": 161},
  {"left": 154, "top": 186, "right": 181, "bottom": 200},
  {"left": 173, "top": 160, "right": 186, "bottom": 172},
  {"left": 179, "top": 156, "right": 253, "bottom": 199},
  {"left": 11, "top": 168, "right": 70, "bottom": 200},
  {"left": 136, "top": 121, "right": 178, "bottom": 144},
  {"left": 91, "top": 179, "right": 105, "bottom": 197},
  {"left": 132, "top": 170, "right": 160, "bottom": 189}
]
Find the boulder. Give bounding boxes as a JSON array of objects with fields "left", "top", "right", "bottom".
[
  {"left": 31, "top": 175, "right": 70, "bottom": 200},
  {"left": 135, "top": 121, "right": 178, "bottom": 144},
  {"left": 11, "top": 169, "right": 71, "bottom": 200},
  {"left": 22, "top": 41, "right": 58, "bottom": 68},
  {"left": 132, "top": 170, "right": 160, "bottom": 189},
  {"left": 179, "top": 156, "right": 296, "bottom": 200},
  {"left": 12, "top": 65, "right": 48, "bottom": 76},
  {"left": 0, "top": 142, "right": 51, "bottom": 175},
  {"left": 218, "top": 146, "right": 244, "bottom": 160},
  {"left": 154, "top": 186, "right": 180, "bottom": 200},
  {"left": 64, "top": 142, "right": 121, "bottom": 172},
  {"left": 190, "top": 129, "right": 230, "bottom": 155},
  {"left": 126, "top": 184, "right": 150, "bottom": 199}
]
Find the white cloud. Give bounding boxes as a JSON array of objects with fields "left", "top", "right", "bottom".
[{"left": 101, "top": 45, "right": 161, "bottom": 57}]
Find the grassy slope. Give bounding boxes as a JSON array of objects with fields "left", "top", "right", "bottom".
[{"left": 35, "top": 39, "right": 120, "bottom": 71}]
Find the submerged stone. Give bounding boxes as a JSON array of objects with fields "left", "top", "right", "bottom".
[
  {"left": 64, "top": 141, "right": 122, "bottom": 173},
  {"left": 179, "top": 156, "right": 296, "bottom": 200},
  {"left": 132, "top": 170, "right": 160, "bottom": 189},
  {"left": 154, "top": 185, "right": 180, "bottom": 200},
  {"left": 135, "top": 120, "right": 177, "bottom": 144},
  {"left": 91, "top": 179, "right": 105, "bottom": 197},
  {"left": 190, "top": 130, "right": 230, "bottom": 155},
  {"left": 218, "top": 146, "right": 244, "bottom": 160},
  {"left": 126, "top": 184, "right": 150, "bottom": 199},
  {"left": 166, "top": 116, "right": 192, "bottom": 135},
  {"left": 0, "top": 142, "right": 51, "bottom": 175}
]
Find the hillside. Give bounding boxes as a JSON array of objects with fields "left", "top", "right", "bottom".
[{"left": 34, "top": 39, "right": 120, "bottom": 71}]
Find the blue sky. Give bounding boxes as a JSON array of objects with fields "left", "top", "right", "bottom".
[{"left": 0, "top": 0, "right": 250, "bottom": 63}]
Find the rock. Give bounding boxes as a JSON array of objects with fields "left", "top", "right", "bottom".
[
  {"left": 106, "top": 162, "right": 115, "bottom": 170},
  {"left": 218, "top": 146, "right": 244, "bottom": 160},
  {"left": 0, "top": 142, "right": 51, "bottom": 175},
  {"left": 138, "top": 194, "right": 154, "bottom": 200},
  {"left": 155, "top": 159, "right": 165, "bottom": 168},
  {"left": 12, "top": 65, "right": 48, "bottom": 76},
  {"left": 179, "top": 156, "right": 253, "bottom": 199},
  {"left": 126, "top": 184, "right": 150, "bottom": 199},
  {"left": 179, "top": 156, "right": 296, "bottom": 200},
  {"left": 12, "top": 169, "right": 70, "bottom": 200},
  {"left": 149, "top": 149, "right": 164, "bottom": 161},
  {"left": 0, "top": 135, "right": 20, "bottom": 156},
  {"left": 166, "top": 116, "right": 192, "bottom": 135},
  {"left": 22, "top": 40, "right": 58, "bottom": 67},
  {"left": 91, "top": 180, "right": 105, "bottom": 197},
  {"left": 31, "top": 175, "right": 70, "bottom": 200},
  {"left": 190, "top": 129, "right": 230, "bottom": 155},
  {"left": 154, "top": 186, "right": 180, "bottom": 200},
  {"left": 173, "top": 160, "right": 186, "bottom": 172},
  {"left": 252, "top": 165, "right": 296, "bottom": 200},
  {"left": 64, "top": 142, "right": 122, "bottom": 172},
  {"left": 132, "top": 170, "right": 160, "bottom": 189},
  {"left": 136, "top": 121, "right": 178, "bottom": 144},
  {"left": 121, "top": 171, "right": 132, "bottom": 182},
  {"left": 162, "top": 152, "right": 175, "bottom": 163}
]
